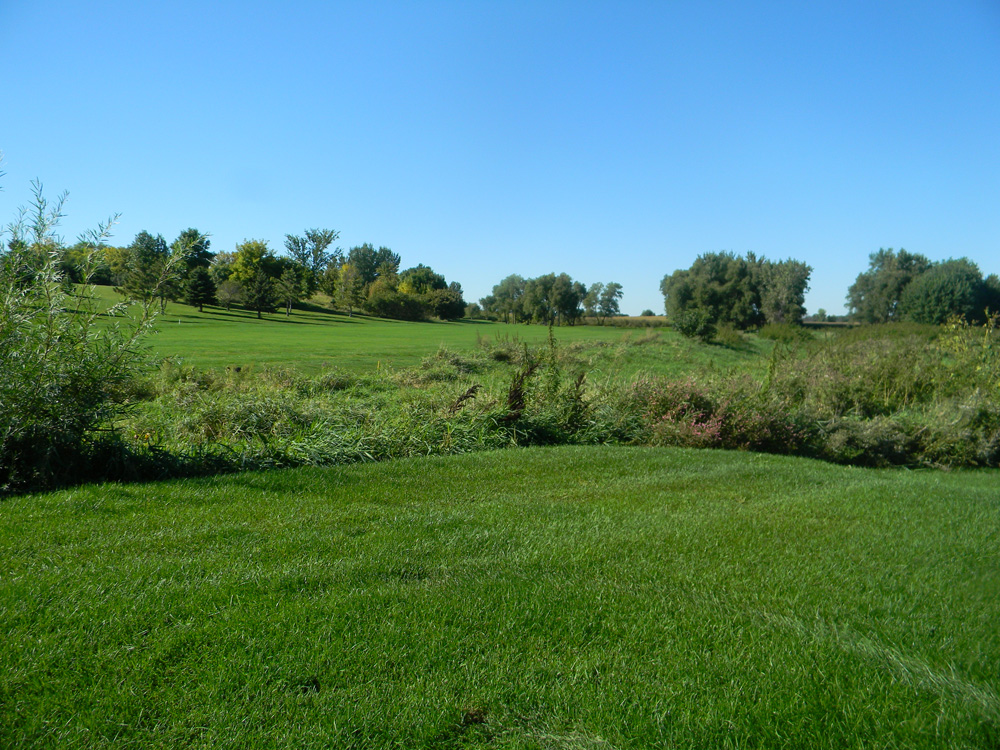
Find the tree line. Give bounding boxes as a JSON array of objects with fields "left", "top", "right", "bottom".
[
  {"left": 846, "top": 248, "right": 1000, "bottom": 324},
  {"left": 6, "top": 226, "right": 468, "bottom": 322},
  {"left": 478, "top": 274, "right": 623, "bottom": 325},
  {"left": 659, "top": 248, "right": 998, "bottom": 339}
]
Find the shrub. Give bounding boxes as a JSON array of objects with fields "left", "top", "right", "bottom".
[
  {"left": 364, "top": 290, "right": 427, "bottom": 321},
  {"left": 671, "top": 309, "right": 715, "bottom": 341},
  {"left": 714, "top": 322, "right": 744, "bottom": 348},
  {"left": 0, "top": 181, "right": 168, "bottom": 492},
  {"left": 758, "top": 322, "right": 811, "bottom": 343}
]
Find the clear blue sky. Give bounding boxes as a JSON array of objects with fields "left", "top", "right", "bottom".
[{"left": 2, "top": 0, "right": 998, "bottom": 315}]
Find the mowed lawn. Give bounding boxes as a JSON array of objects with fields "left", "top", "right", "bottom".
[
  {"left": 88, "top": 287, "right": 640, "bottom": 373},
  {"left": 2, "top": 446, "right": 997, "bottom": 748}
]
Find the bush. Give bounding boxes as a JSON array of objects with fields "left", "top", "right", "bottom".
[
  {"left": 671, "top": 309, "right": 715, "bottom": 341},
  {"left": 0, "top": 181, "right": 168, "bottom": 492},
  {"left": 758, "top": 322, "right": 811, "bottom": 343},
  {"left": 364, "top": 290, "right": 427, "bottom": 321},
  {"left": 714, "top": 322, "right": 745, "bottom": 348}
]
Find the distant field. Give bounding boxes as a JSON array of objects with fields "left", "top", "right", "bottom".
[
  {"left": 2, "top": 446, "right": 997, "bottom": 748},
  {"left": 90, "top": 286, "right": 766, "bottom": 375}
]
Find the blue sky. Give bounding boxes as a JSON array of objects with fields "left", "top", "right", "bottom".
[{"left": 2, "top": 0, "right": 998, "bottom": 315}]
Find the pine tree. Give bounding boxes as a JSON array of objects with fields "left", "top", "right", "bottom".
[{"left": 185, "top": 267, "right": 217, "bottom": 312}]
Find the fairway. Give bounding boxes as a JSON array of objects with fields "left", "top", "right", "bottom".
[
  {"left": 2, "top": 446, "right": 997, "bottom": 748},
  {"left": 93, "top": 287, "right": 649, "bottom": 372}
]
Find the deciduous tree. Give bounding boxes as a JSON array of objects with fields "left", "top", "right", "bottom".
[{"left": 847, "top": 248, "right": 931, "bottom": 323}]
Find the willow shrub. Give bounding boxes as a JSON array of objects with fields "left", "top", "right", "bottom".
[{"left": 0, "top": 183, "right": 173, "bottom": 492}]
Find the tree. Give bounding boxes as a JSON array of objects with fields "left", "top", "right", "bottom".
[
  {"left": 243, "top": 268, "right": 277, "bottom": 319},
  {"left": 486, "top": 274, "right": 526, "bottom": 323},
  {"left": 398, "top": 264, "right": 447, "bottom": 295},
  {"left": 899, "top": 258, "right": 989, "bottom": 324},
  {"left": 208, "top": 251, "right": 236, "bottom": 285},
  {"left": 583, "top": 283, "right": 603, "bottom": 319},
  {"left": 522, "top": 274, "right": 557, "bottom": 324},
  {"left": 184, "top": 267, "right": 216, "bottom": 312},
  {"left": 119, "top": 230, "right": 168, "bottom": 305},
  {"left": 1, "top": 177, "right": 171, "bottom": 491},
  {"left": 426, "top": 287, "right": 466, "bottom": 320},
  {"left": 284, "top": 228, "right": 340, "bottom": 295},
  {"left": 335, "top": 263, "right": 364, "bottom": 316},
  {"left": 215, "top": 278, "right": 242, "bottom": 311},
  {"left": 364, "top": 290, "right": 426, "bottom": 321},
  {"left": 275, "top": 267, "right": 306, "bottom": 316},
  {"left": 172, "top": 228, "right": 212, "bottom": 271},
  {"left": 319, "top": 262, "right": 340, "bottom": 299},
  {"left": 660, "top": 252, "right": 812, "bottom": 331},
  {"left": 847, "top": 248, "right": 932, "bottom": 323},
  {"left": 230, "top": 239, "right": 280, "bottom": 284},
  {"left": 597, "top": 282, "right": 624, "bottom": 324},
  {"left": 660, "top": 252, "right": 762, "bottom": 330},
  {"left": 985, "top": 275, "right": 1000, "bottom": 315},
  {"left": 347, "top": 244, "right": 401, "bottom": 288},
  {"left": 551, "top": 274, "right": 585, "bottom": 325},
  {"left": 753, "top": 258, "right": 811, "bottom": 324}
]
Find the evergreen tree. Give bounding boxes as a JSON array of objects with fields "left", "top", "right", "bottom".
[{"left": 184, "top": 267, "right": 217, "bottom": 312}]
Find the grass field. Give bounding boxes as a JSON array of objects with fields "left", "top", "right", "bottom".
[
  {"left": 88, "top": 286, "right": 769, "bottom": 376},
  {"left": 91, "top": 287, "right": 645, "bottom": 373},
  {"left": 2, "top": 446, "right": 998, "bottom": 748}
]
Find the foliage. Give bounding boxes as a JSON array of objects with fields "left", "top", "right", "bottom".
[
  {"left": 242, "top": 268, "right": 278, "bottom": 319},
  {"left": 671, "top": 308, "right": 715, "bottom": 340},
  {"left": 172, "top": 227, "right": 213, "bottom": 271},
  {"left": 0, "top": 182, "right": 165, "bottom": 492},
  {"left": 335, "top": 262, "right": 364, "bottom": 316},
  {"left": 424, "top": 286, "right": 466, "bottom": 320},
  {"left": 284, "top": 228, "right": 340, "bottom": 294},
  {"left": 713, "top": 321, "right": 745, "bottom": 348},
  {"left": 846, "top": 248, "right": 932, "bottom": 323},
  {"left": 118, "top": 230, "right": 174, "bottom": 310},
  {"left": 275, "top": 266, "right": 306, "bottom": 316},
  {"left": 363, "top": 289, "right": 427, "bottom": 321},
  {"left": 661, "top": 251, "right": 812, "bottom": 330},
  {"left": 899, "top": 257, "right": 989, "bottom": 324},
  {"left": 229, "top": 239, "right": 281, "bottom": 284},
  {"left": 184, "top": 267, "right": 216, "bottom": 312},
  {"left": 753, "top": 256, "right": 811, "bottom": 324},
  {"left": 398, "top": 263, "right": 446, "bottom": 295},
  {"left": 215, "top": 278, "right": 242, "bottom": 310},
  {"left": 597, "top": 281, "right": 623, "bottom": 323},
  {"left": 347, "top": 243, "right": 400, "bottom": 288},
  {"left": 758, "top": 322, "right": 812, "bottom": 343}
]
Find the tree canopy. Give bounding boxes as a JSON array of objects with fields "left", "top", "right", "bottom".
[
  {"left": 660, "top": 252, "right": 811, "bottom": 332},
  {"left": 846, "top": 248, "right": 932, "bottom": 323},
  {"left": 849, "top": 249, "right": 998, "bottom": 324}
]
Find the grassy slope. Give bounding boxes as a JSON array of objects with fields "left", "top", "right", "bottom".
[
  {"left": 2, "top": 446, "right": 998, "bottom": 748},
  {"left": 90, "top": 287, "right": 641, "bottom": 372},
  {"left": 90, "top": 286, "right": 769, "bottom": 375}
]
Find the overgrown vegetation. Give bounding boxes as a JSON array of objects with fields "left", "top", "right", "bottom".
[{"left": 1, "top": 314, "right": 972, "bottom": 493}]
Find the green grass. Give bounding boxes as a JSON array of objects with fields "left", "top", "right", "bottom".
[
  {"left": 89, "top": 286, "right": 769, "bottom": 376},
  {"left": 2, "top": 446, "right": 997, "bottom": 748}
]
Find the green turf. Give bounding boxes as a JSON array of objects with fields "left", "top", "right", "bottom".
[
  {"left": 85, "top": 286, "right": 767, "bottom": 376},
  {"left": 2, "top": 446, "right": 997, "bottom": 748}
]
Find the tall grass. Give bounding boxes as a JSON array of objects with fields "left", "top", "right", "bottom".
[{"left": 3, "top": 306, "right": 998, "bottom": 493}]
